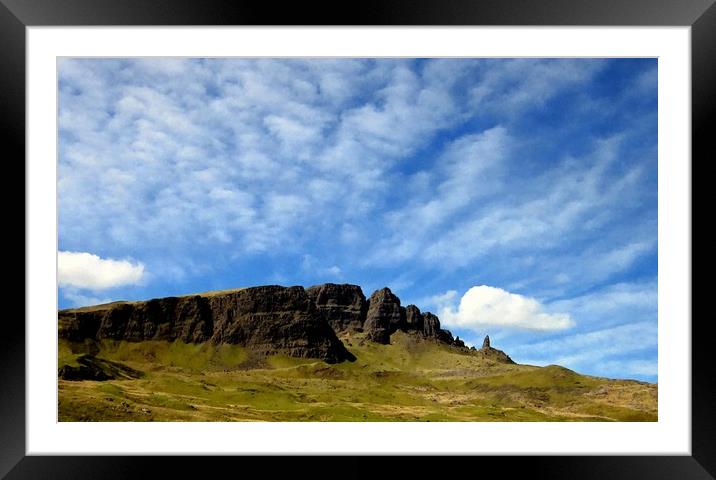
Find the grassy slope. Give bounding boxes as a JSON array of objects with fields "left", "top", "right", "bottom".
[{"left": 58, "top": 331, "right": 657, "bottom": 422}]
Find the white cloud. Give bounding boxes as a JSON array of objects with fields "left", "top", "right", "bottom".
[
  {"left": 61, "top": 289, "right": 113, "bottom": 308},
  {"left": 59, "top": 59, "right": 454, "bottom": 262},
  {"left": 57, "top": 58, "right": 653, "bottom": 298},
  {"left": 364, "top": 126, "right": 510, "bottom": 265},
  {"left": 599, "top": 359, "right": 657, "bottom": 378},
  {"left": 548, "top": 280, "right": 657, "bottom": 328},
  {"left": 58, "top": 251, "right": 145, "bottom": 290},
  {"left": 469, "top": 59, "right": 607, "bottom": 116},
  {"left": 439, "top": 285, "right": 574, "bottom": 331},
  {"left": 426, "top": 290, "right": 459, "bottom": 311},
  {"left": 300, "top": 255, "right": 343, "bottom": 279},
  {"left": 365, "top": 122, "right": 655, "bottom": 284},
  {"left": 509, "top": 322, "right": 657, "bottom": 378}
]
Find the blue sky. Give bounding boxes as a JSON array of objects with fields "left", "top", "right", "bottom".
[{"left": 58, "top": 58, "right": 658, "bottom": 382}]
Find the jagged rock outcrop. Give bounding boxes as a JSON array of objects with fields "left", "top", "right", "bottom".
[
  {"left": 437, "top": 328, "right": 455, "bottom": 344},
  {"left": 59, "top": 283, "right": 495, "bottom": 361},
  {"left": 422, "top": 311, "right": 441, "bottom": 338},
  {"left": 478, "top": 335, "right": 514, "bottom": 364},
  {"left": 59, "top": 286, "right": 354, "bottom": 363},
  {"left": 363, "top": 287, "right": 405, "bottom": 344},
  {"left": 404, "top": 305, "right": 424, "bottom": 331},
  {"left": 362, "top": 293, "right": 465, "bottom": 348},
  {"left": 306, "top": 283, "right": 367, "bottom": 332}
]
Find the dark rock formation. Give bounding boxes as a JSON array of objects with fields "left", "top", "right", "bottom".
[
  {"left": 478, "top": 335, "right": 514, "bottom": 364},
  {"left": 306, "top": 283, "right": 367, "bottom": 332},
  {"left": 437, "top": 328, "right": 455, "bottom": 344},
  {"left": 59, "top": 283, "right": 492, "bottom": 361},
  {"left": 422, "top": 312, "right": 441, "bottom": 338},
  {"left": 58, "top": 355, "right": 143, "bottom": 381},
  {"left": 59, "top": 296, "right": 212, "bottom": 344},
  {"left": 207, "top": 286, "right": 354, "bottom": 362},
  {"left": 404, "top": 305, "right": 424, "bottom": 331},
  {"left": 59, "top": 286, "right": 354, "bottom": 363},
  {"left": 364, "top": 287, "right": 405, "bottom": 344}
]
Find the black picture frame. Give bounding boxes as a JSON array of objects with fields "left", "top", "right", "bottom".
[{"left": 3, "top": 0, "right": 711, "bottom": 478}]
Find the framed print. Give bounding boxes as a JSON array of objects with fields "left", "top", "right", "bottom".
[{"left": 5, "top": 0, "right": 713, "bottom": 478}]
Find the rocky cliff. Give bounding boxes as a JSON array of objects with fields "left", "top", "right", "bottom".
[
  {"left": 306, "top": 283, "right": 367, "bottom": 332},
  {"left": 59, "top": 286, "right": 354, "bottom": 363},
  {"left": 59, "top": 283, "right": 505, "bottom": 363},
  {"left": 305, "top": 284, "right": 467, "bottom": 347},
  {"left": 364, "top": 287, "right": 404, "bottom": 344}
]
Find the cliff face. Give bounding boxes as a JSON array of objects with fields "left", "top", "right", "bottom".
[
  {"left": 364, "top": 288, "right": 404, "bottom": 344},
  {"left": 59, "top": 286, "right": 354, "bottom": 363},
  {"left": 305, "top": 285, "right": 466, "bottom": 348},
  {"left": 59, "top": 283, "right": 487, "bottom": 362},
  {"left": 306, "top": 283, "right": 367, "bottom": 332}
]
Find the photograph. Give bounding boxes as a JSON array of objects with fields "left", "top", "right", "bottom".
[{"left": 56, "top": 57, "right": 658, "bottom": 422}]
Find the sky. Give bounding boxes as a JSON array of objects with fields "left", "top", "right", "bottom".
[{"left": 58, "top": 58, "right": 658, "bottom": 382}]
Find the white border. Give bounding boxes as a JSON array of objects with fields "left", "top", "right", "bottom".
[{"left": 27, "top": 27, "right": 691, "bottom": 455}]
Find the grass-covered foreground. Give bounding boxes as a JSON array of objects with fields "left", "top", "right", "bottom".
[{"left": 58, "top": 332, "right": 657, "bottom": 422}]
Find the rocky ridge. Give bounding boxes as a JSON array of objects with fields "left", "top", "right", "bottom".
[
  {"left": 59, "top": 283, "right": 511, "bottom": 364},
  {"left": 59, "top": 286, "right": 354, "bottom": 363}
]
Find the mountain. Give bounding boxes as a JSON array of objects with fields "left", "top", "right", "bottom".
[
  {"left": 59, "top": 283, "right": 504, "bottom": 363},
  {"left": 57, "top": 283, "right": 656, "bottom": 422}
]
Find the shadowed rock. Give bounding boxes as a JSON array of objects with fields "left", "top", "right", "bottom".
[
  {"left": 306, "top": 283, "right": 367, "bottom": 332},
  {"left": 404, "top": 305, "right": 424, "bottom": 331},
  {"left": 437, "top": 328, "right": 455, "bottom": 344},
  {"left": 59, "top": 283, "right": 479, "bottom": 360},
  {"left": 422, "top": 312, "right": 441, "bottom": 338},
  {"left": 59, "top": 286, "right": 354, "bottom": 363},
  {"left": 364, "top": 288, "right": 404, "bottom": 344},
  {"left": 58, "top": 355, "right": 144, "bottom": 381},
  {"left": 478, "top": 335, "right": 514, "bottom": 364},
  {"left": 59, "top": 296, "right": 212, "bottom": 344}
]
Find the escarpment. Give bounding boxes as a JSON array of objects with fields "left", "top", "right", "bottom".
[
  {"left": 306, "top": 283, "right": 367, "bottom": 332},
  {"left": 59, "top": 286, "right": 354, "bottom": 363},
  {"left": 364, "top": 287, "right": 404, "bottom": 344},
  {"left": 307, "top": 285, "right": 469, "bottom": 348},
  {"left": 59, "top": 283, "right": 509, "bottom": 363}
]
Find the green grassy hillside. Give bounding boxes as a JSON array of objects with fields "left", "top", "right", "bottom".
[{"left": 58, "top": 331, "right": 657, "bottom": 422}]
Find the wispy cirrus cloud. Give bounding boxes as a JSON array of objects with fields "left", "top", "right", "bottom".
[
  {"left": 508, "top": 321, "right": 657, "bottom": 378},
  {"left": 58, "top": 58, "right": 658, "bottom": 380}
]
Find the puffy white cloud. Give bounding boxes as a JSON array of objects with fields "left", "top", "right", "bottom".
[
  {"left": 439, "top": 285, "right": 574, "bottom": 331},
  {"left": 58, "top": 251, "right": 145, "bottom": 290}
]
